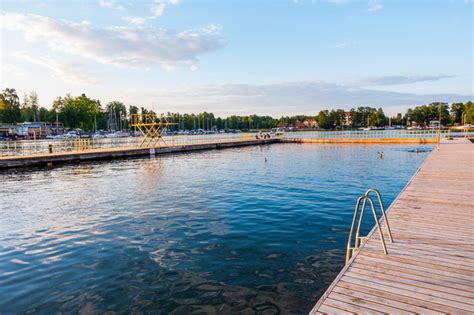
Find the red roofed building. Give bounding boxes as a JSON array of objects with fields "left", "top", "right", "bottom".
[{"left": 294, "top": 120, "right": 306, "bottom": 129}]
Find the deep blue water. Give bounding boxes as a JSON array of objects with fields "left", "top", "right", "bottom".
[{"left": 0, "top": 143, "right": 431, "bottom": 314}]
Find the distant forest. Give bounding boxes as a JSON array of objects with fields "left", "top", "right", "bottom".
[{"left": 0, "top": 88, "right": 472, "bottom": 131}]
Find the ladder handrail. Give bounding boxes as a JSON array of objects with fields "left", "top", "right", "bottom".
[
  {"left": 364, "top": 188, "right": 393, "bottom": 243},
  {"left": 345, "top": 190, "right": 393, "bottom": 264},
  {"left": 346, "top": 195, "right": 365, "bottom": 263}
]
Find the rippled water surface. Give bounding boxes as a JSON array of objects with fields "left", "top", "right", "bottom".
[{"left": 0, "top": 143, "right": 431, "bottom": 314}]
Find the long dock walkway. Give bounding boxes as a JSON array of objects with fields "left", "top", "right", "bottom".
[
  {"left": 311, "top": 138, "right": 474, "bottom": 314},
  {"left": 0, "top": 138, "right": 277, "bottom": 169}
]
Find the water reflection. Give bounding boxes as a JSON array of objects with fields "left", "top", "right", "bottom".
[{"left": 0, "top": 144, "right": 431, "bottom": 313}]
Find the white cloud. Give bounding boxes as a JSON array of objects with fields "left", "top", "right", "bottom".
[
  {"left": 327, "top": 0, "right": 350, "bottom": 4},
  {"left": 353, "top": 75, "right": 456, "bottom": 87},
  {"left": 0, "top": 12, "right": 226, "bottom": 70},
  {"left": 120, "top": 1, "right": 179, "bottom": 26},
  {"left": 122, "top": 16, "right": 147, "bottom": 26},
  {"left": 99, "top": 0, "right": 124, "bottom": 10},
  {"left": 16, "top": 52, "right": 100, "bottom": 84},
  {"left": 201, "top": 24, "right": 223, "bottom": 35},
  {"left": 334, "top": 41, "right": 353, "bottom": 48},
  {"left": 151, "top": 2, "right": 167, "bottom": 16},
  {"left": 123, "top": 81, "right": 472, "bottom": 116},
  {"left": 1, "top": 63, "right": 25, "bottom": 77},
  {"left": 150, "top": 0, "right": 179, "bottom": 17},
  {"left": 368, "top": 3, "right": 383, "bottom": 12}
]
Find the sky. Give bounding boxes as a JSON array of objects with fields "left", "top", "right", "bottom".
[{"left": 0, "top": 0, "right": 473, "bottom": 117}]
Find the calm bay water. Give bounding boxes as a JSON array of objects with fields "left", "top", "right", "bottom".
[{"left": 0, "top": 143, "right": 431, "bottom": 314}]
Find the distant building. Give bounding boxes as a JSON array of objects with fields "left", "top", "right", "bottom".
[
  {"left": 0, "top": 122, "right": 65, "bottom": 139},
  {"left": 429, "top": 120, "right": 443, "bottom": 129},
  {"left": 304, "top": 119, "right": 318, "bottom": 128},
  {"left": 17, "top": 122, "right": 46, "bottom": 138},
  {"left": 51, "top": 122, "right": 65, "bottom": 135},
  {"left": 293, "top": 120, "right": 306, "bottom": 129},
  {"left": 0, "top": 124, "right": 17, "bottom": 138},
  {"left": 344, "top": 112, "right": 352, "bottom": 126}
]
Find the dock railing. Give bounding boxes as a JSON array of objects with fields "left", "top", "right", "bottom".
[
  {"left": 2, "top": 129, "right": 473, "bottom": 157},
  {"left": 0, "top": 133, "right": 258, "bottom": 157},
  {"left": 283, "top": 129, "right": 461, "bottom": 140}
]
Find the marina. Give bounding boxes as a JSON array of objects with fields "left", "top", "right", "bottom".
[
  {"left": 1, "top": 130, "right": 470, "bottom": 169},
  {"left": 1, "top": 133, "right": 472, "bottom": 314},
  {"left": 0, "top": 141, "right": 434, "bottom": 313},
  {"left": 1, "top": 1, "right": 473, "bottom": 313}
]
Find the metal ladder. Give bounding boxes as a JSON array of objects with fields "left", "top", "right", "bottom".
[{"left": 346, "top": 189, "right": 393, "bottom": 264}]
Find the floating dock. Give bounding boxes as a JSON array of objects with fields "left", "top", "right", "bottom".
[
  {"left": 0, "top": 135, "right": 446, "bottom": 169},
  {"left": 0, "top": 138, "right": 278, "bottom": 169},
  {"left": 287, "top": 138, "right": 436, "bottom": 144},
  {"left": 311, "top": 138, "right": 474, "bottom": 314}
]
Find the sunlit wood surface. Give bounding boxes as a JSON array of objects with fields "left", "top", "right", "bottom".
[{"left": 312, "top": 138, "right": 474, "bottom": 314}]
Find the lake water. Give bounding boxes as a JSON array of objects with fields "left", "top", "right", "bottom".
[{"left": 0, "top": 143, "right": 431, "bottom": 314}]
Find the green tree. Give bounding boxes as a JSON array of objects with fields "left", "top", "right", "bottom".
[
  {"left": 21, "top": 91, "right": 40, "bottom": 122},
  {"left": 450, "top": 102, "right": 465, "bottom": 125},
  {"left": 317, "top": 110, "right": 332, "bottom": 129},
  {"left": 350, "top": 107, "right": 378, "bottom": 127},
  {"left": 430, "top": 102, "right": 450, "bottom": 126},
  {"left": 407, "top": 102, "right": 450, "bottom": 127},
  {"left": 106, "top": 101, "right": 127, "bottom": 130},
  {"left": 369, "top": 108, "right": 387, "bottom": 127},
  {"left": 37, "top": 107, "right": 56, "bottom": 122},
  {"left": 129, "top": 105, "right": 139, "bottom": 117},
  {"left": 390, "top": 113, "right": 403, "bottom": 126},
  {"left": 0, "top": 88, "right": 21, "bottom": 123},
  {"left": 328, "top": 109, "right": 346, "bottom": 128},
  {"left": 463, "top": 102, "right": 474, "bottom": 124},
  {"left": 53, "top": 94, "right": 100, "bottom": 131}
]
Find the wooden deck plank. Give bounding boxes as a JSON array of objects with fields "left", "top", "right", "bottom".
[
  {"left": 358, "top": 249, "right": 474, "bottom": 276},
  {"left": 342, "top": 274, "right": 472, "bottom": 312},
  {"left": 362, "top": 243, "right": 474, "bottom": 269},
  {"left": 332, "top": 286, "right": 423, "bottom": 314},
  {"left": 327, "top": 291, "right": 413, "bottom": 314},
  {"left": 339, "top": 276, "right": 472, "bottom": 314},
  {"left": 365, "top": 237, "right": 474, "bottom": 259},
  {"left": 311, "top": 138, "right": 474, "bottom": 314},
  {"left": 350, "top": 263, "right": 474, "bottom": 293},
  {"left": 324, "top": 298, "right": 383, "bottom": 314},
  {"left": 317, "top": 304, "right": 353, "bottom": 315},
  {"left": 359, "top": 247, "right": 474, "bottom": 276},
  {"left": 356, "top": 256, "right": 474, "bottom": 288},
  {"left": 347, "top": 267, "right": 474, "bottom": 300},
  {"left": 335, "top": 281, "right": 446, "bottom": 314},
  {"left": 357, "top": 251, "right": 474, "bottom": 282}
]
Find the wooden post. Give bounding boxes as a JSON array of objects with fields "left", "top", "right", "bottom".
[{"left": 436, "top": 104, "right": 442, "bottom": 149}]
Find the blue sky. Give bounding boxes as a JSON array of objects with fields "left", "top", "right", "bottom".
[{"left": 1, "top": 0, "right": 472, "bottom": 116}]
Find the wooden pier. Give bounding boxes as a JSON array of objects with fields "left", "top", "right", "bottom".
[
  {"left": 311, "top": 138, "right": 474, "bottom": 314},
  {"left": 0, "top": 138, "right": 277, "bottom": 169},
  {"left": 0, "top": 136, "right": 440, "bottom": 169}
]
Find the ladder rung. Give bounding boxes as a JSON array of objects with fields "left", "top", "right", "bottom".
[{"left": 346, "top": 189, "right": 393, "bottom": 264}]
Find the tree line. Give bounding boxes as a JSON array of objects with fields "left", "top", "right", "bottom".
[{"left": 0, "top": 88, "right": 472, "bottom": 131}]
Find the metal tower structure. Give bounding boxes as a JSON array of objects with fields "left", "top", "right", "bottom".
[{"left": 130, "top": 113, "right": 176, "bottom": 147}]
